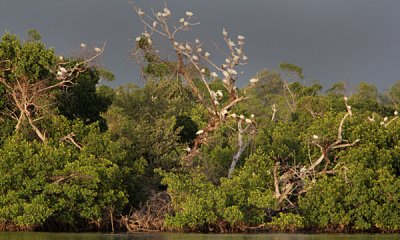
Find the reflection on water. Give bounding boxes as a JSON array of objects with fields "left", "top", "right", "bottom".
[{"left": 0, "top": 233, "right": 399, "bottom": 240}]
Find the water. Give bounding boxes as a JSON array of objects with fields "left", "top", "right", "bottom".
[{"left": 0, "top": 233, "right": 399, "bottom": 240}]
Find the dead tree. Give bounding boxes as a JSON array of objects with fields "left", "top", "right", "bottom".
[
  {"left": 0, "top": 43, "right": 105, "bottom": 142},
  {"left": 273, "top": 97, "right": 360, "bottom": 206},
  {"left": 133, "top": 4, "right": 257, "bottom": 165},
  {"left": 228, "top": 115, "right": 256, "bottom": 178}
]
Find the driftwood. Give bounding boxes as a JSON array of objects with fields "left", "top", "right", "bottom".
[{"left": 121, "top": 191, "right": 172, "bottom": 232}]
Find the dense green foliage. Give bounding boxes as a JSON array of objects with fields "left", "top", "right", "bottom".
[{"left": 1, "top": 30, "right": 400, "bottom": 234}]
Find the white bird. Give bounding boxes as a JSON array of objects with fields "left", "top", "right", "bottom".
[
  {"left": 251, "top": 114, "right": 255, "bottom": 118},
  {"left": 135, "top": 37, "right": 141, "bottom": 42},
  {"left": 222, "top": 71, "right": 230, "bottom": 78},
  {"left": 196, "top": 129, "right": 204, "bottom": 135},
  {"left": 216, "top": 90, "right": 223, "bottom": 97},
  {"left": 228, "top": 41, "right": 236, "bottom": 47},
  {"left": 231, "top": 113, "right": 237, "bottom": 118},
  {"left": 228, "top": 69, "right": 237, "bottom": 75},
  {"left": 384, "top": 117, "right": 388, "bottom": 122},
  {"left": 249, "top": 78, "right": 259, "bottom": 83},
  {"left": 138, "top": 9, "right": 145, "bottom": 16},
  {"left": 312, "top": 135, "right": 319, "bottom": 140},
  {"left": 243, "top": 55, "right": 248, "bottom": 61},
  {"left": 183, "top": 22, "right": 189, "bottom": 27},
  {"left": 186, "top": 11, "right": 194, "bottom": 17},
  {"left": 185, "top": 43, "right": 192, "bottom": 51},
  {"left": 179, "top": 18, "right": 185, "bottom": 23},
  {"left": 240, "top": 114, "right": 245, "bottom": 120},
  {"left": 185, "top": 146, "right": 191, "bottom": 152},
  {"left": 205, "top": 52, "right": 210, "bottom": 58},
  {"left": 153, "top": 21, "right": 158, "bottom": 28},
  {"left": 214, "top": 100, "right": 219, "bottom": 105},
  {"left": 173, "top": 41, "right": 179, "bottom": 46},
  {"left": 211, "top": 72, "right": 218, "bottom": 78},
  {"left": 223, "top": 28, "right": 228, "bottom": 37},
  {"left": 395, "top": 111, "right": 398, "bottom": 116},
  {"left": 59, "top": 67, "right": 67, "bottom": 73},
  {"left": 192, "top": 55, "right": 199, "bottom": 61},
  {"left": 343, "top": 96, "right": 348, "bottom": 101},
  {"left": 196, "top": 48, "right": 202, "bottom": 53},
  {"left": 59, "top": 56, "right": 64, "bottom": 61},
  {"left": 147, "top": 38, "right": 152, "bottom": 45},
  {"left": 238, "top": 35, "right": 245, "bottom": 40},
  {"left": 221, "top": 109, "right": 228, "bottom": 116},
  {"left": 94, "top": 47, "right": 101, "bottom": 53},
  {"left": 245, "top": 118, "right": 252, "bottom": 124},
  {"left": 164, "top": 8, "right": 171, "bottom": 16},
  {"left": 201, "top": 68, "right": 206, "bottom": 73},
  {"left": 80, "top": 43, "right": 86, "bottom": 48},
  {"left": 195, "top": 39, "right": 200, "bottom": 44},
  {"left": 368, "top": 116, "right": 374, "bottom": 122}
]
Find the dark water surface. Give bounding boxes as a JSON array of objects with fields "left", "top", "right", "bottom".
[{"left": 0, "top": 233, "right": 399, "bottom": 240}]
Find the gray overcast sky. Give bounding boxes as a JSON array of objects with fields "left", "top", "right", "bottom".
[{"left": 1, "top": 0, "right": 400, "bottom": 91}]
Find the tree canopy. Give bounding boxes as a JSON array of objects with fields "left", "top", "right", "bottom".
[{"left": 0, "top": 10, "right": 400, "bottom": 234}]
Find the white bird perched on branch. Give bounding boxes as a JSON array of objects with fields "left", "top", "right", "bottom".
[
  {"left": 238, "top": 35, "right": 245, "bottom": 40},
  {"left": 94, "top": 47, "right": 101, "bottom": 53},
  {"left": 138, "top": 9, "right": 145, "bottom": 16},
  {"left": 312, "top": 135, "right": 319, "bottom": 140},
  {"left": 250, "top": 78, "right": 259, "bottom": 84},
  {"left": 59, "top": 67, "right": 67, "bottom": 73},
  {"left": 186, "top": 11, "right": 194, "bottom": 17},
  {"left": 196, "top": 129, "right": 204, "bottom": 135},
  {"left": 185, "top": 43, "right": 192, "bottom": 52},
  {"left": 164, "top": 8, "right": 171, "bottom": 16},
  {"left": 223, "top": 28, "right": 228, "bottom": 37},
  {"left": 80, "top": 43, "right": 86, "bottom": 48}
]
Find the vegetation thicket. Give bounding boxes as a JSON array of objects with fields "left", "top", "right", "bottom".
[{"left": 0, "top": 6, "right": 399, "bottom": 233}]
